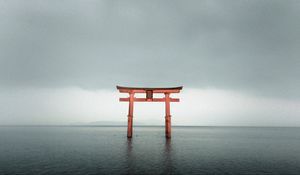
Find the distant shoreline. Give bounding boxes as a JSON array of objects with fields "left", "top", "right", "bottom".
[{"left": 0, "top": 125, "right": 299, "bottom": 128}]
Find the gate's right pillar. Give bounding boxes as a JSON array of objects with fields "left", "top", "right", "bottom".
[{"left": 165, "top": 93, "right": 171, "bottom": 138}]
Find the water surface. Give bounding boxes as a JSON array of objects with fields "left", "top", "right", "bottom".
[{"left": 0, "top": 126, "right": 300, "bottom": 174}]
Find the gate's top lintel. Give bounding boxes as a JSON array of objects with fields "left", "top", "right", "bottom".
[{"left": 116, "top": 85, "right": 183, "bottom": 93}]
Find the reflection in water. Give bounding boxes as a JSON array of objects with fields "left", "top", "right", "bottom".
[
  {"left": 127, "top": 138, "right": 133, "bottom": 153},
  {"left": 2, "top": 127, "right": 299, "bottom": 174},
  {"left": 125, "top": 137, "right": 175, "bottom": 174},
  {"left": 163, "top": 138, "right": 174, "bottom": 174},
  {"left": 126, "top": 138, "right": 134, "bottom": 174}
]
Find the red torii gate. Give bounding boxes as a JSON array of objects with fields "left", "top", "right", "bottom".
[{"left": 117, "top": 86, "right": 183, "bottom": 138}]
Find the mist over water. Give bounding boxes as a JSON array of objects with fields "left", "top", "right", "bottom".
[
  {"left": 1, "top": 1, "right": 299, "bottom": 174},
  {"left": 1, "top": 126, "right": 300, "bottom": 174}
]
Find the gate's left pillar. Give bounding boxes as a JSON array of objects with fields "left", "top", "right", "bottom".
[{"left": 127, "top": 92, "right": 134, "bottom": 138}]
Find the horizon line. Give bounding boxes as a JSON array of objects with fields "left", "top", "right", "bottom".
[{"left": 0, "top": 124, "right": 300, "bottom": 128}]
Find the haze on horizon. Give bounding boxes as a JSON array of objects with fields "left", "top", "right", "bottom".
[{"left": 0, "top": 0, "right": 300, "bottom": 126}]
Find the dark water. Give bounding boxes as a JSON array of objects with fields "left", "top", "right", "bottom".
[{"left": 0, "top": 126, "right": 300, "bottom": 174}]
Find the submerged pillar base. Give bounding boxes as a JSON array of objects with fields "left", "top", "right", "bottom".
[
  {"left": 127, "top": 115, "right": 133, "bottom": 138},
  {"left": 165, "top": 115, "right": 171, "bottom": 138}
]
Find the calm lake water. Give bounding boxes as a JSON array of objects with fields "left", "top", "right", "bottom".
[{"left": 0, "top": 126, "right": 300, "bottom": 174}]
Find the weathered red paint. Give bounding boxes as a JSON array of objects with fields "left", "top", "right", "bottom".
[
  {"left": 127, "top": 92, "right": 134, "bottom": 138},
  {"left": 165, "top": 93, "right": 171, "bottom": 138},
  {"left": 117, "top": 86, "right": 183, "bottom": 138},
  {"left": 119, "top": 97, "right": 179, "bottom": 102}
]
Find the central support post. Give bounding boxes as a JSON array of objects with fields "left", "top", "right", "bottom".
[
  {"left": 127, "top": 92, "right": 134, "bottom": 138},
  {"left": 165, "top": 93, "right": 171, "bottom": 138}
]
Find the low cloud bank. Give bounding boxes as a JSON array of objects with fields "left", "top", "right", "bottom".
[{"left": 0, "top": 87, "right": 299, "bottom": 126}]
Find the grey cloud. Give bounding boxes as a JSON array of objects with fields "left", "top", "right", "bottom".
[{"left": 0, "top": 0, "right": 299, "bottom": 98}]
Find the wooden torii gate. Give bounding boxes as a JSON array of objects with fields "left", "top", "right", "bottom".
[{"left": 117, "top": 86, "right": 183, "bottom": 138}]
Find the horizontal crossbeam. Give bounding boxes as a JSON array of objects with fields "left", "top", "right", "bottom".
[
  {"left": 118, "top": 89, "right": 181, "bottom": 93},
  {"left": 119, "top": 98, "right": 180, "bottom": 102}
]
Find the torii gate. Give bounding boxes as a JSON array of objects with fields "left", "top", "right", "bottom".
[{"left": 117, "top": 86, "right": 183, "bottom": 138}]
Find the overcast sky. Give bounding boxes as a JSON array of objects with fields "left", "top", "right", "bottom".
[{"left": 0, "top": 0, "right": 300, "bottom": 126}]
